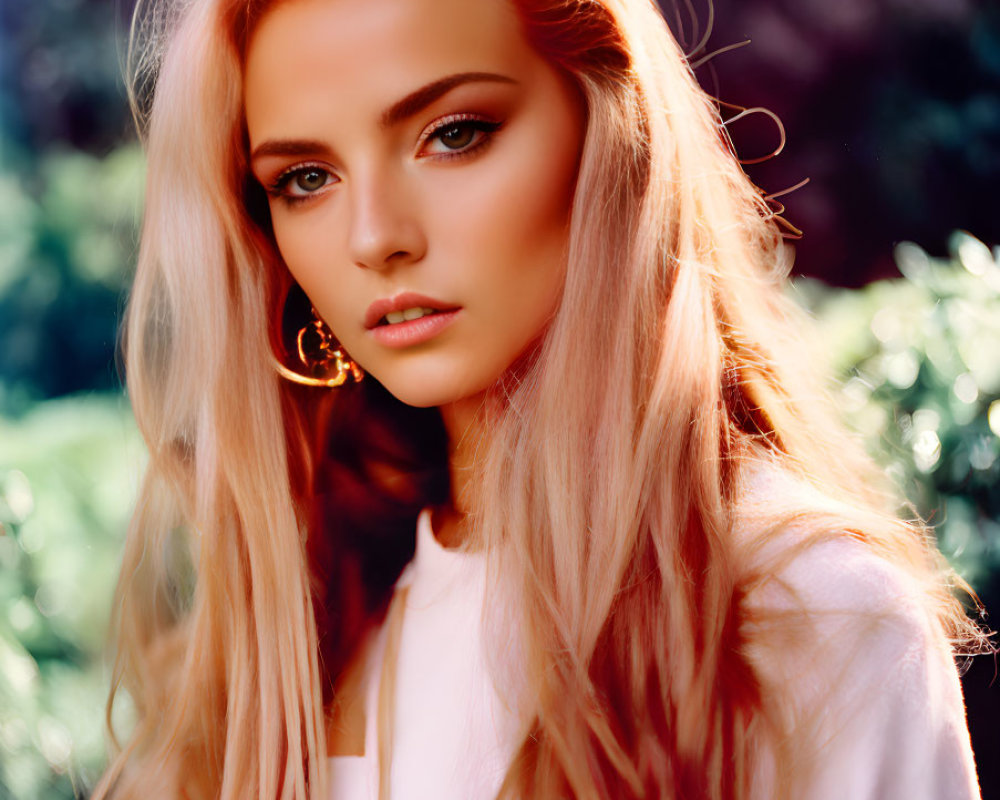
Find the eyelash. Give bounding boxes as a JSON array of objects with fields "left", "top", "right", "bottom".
[
  {"left": 266, "top": 164, "right": 333, "bottom": 205},
  {"left": 417, "top": 113, "right": 502, "bottom": 159},
  {"left": 265, "top": 114, "right": 503, "bottom": 206}
]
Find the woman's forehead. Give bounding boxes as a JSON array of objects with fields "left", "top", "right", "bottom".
[
  {"left": 243, "top": 0, "right": 548, "bottom": 150},
  {"left": 245, "top": 0, "right": 530, "bottom": 101}
]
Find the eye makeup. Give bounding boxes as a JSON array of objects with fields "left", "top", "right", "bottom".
[
  {"left": 417, "top": 113, "right": 504, "bottom": 159},
  {"left": 265, "top": 163, "right": 338, "bottom": 205}
]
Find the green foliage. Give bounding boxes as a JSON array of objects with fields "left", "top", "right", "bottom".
[
  {"left": 0, "top": 144, "right": 144, "bottom": 410},
  {"left": 0, "top": 395, "right": 142, "bottom": 799},
  {"left": 796, "top": 232, "right": 1000, "bottom": 590}
]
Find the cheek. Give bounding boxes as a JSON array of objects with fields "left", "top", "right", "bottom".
[
  {"left": 272, "top": 208, "right": 335, "bottom": 280},
  {"left": 271, "top": 208, "right": 351, "bottom": 318},
  {"left": 491, "top": 127, "right": 579, "bottom": 318},
  {"left": 272, "top": 214, "right": 316, "bottom": 286},
  {"left": 440, "top": 119, "right": 580, "bottom": 300}
]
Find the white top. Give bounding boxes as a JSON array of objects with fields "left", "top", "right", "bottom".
[
  {"left": 328, "top": 509, "right": 521, "bottom": 800},
  {"left": 329, "top": 501, "right": 981, "bottom": 799}
]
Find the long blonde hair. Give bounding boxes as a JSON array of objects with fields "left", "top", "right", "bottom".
[{"left": 97, "top": 0, "right": 984, "bottom": 798}]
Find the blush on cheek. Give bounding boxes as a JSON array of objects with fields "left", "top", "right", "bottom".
[
  {"left": 478, "top": 144, "right": 577, "bottom": 261},
  {"left": 520, "top": 104, "right": 583, "bottom": 243}
]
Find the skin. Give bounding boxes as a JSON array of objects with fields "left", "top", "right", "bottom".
[
  {"left": 245, "top": 0, "right": 584, "bottom": 751},
  {"left": 246, "top": 0, "right": 583, "bottom": 441}
]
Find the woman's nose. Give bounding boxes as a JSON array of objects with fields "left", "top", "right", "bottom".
[{"left": 346, "top": 171, "right": 427, "bottom": 271}]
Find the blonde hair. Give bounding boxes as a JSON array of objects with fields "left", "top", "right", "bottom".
[{"left": 97, "top": 0, "right": 985, "bottom": 798}]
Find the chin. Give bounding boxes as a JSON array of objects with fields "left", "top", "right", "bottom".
[{"left": 372, "top": 369, "right": 493, "bottom": 411}]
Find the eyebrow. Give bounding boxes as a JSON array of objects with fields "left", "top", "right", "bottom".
[
  {"left": 251, "top": 138, "right": 332, "bottom": 162},
  {"left": 250, "top": 71, "right": 516, "bottom": 164},
  {"left": 379, "top": 71, "right": 516, "bottom": 129}
]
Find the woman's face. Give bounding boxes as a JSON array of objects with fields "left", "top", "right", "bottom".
[{"left": 245, "top": 0, "right": 585, "bottom": 408}]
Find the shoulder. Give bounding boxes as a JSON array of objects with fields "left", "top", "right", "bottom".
[
  {"left": 733, "top": 464, "right": 980, "bottom": 800},
  {"left": 734, "top": 461, "right": 937, "bottom": 624}
]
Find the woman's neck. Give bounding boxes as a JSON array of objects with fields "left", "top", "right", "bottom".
[{"left": 435, "top": 392, "right": 489, "bottom": 548}]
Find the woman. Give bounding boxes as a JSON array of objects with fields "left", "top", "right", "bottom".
[{"left": 96, "top": 0, "right": 986, "bottom": 797}]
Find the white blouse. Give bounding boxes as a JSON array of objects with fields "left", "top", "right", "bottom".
[
  {"left": 328, "top": 502, "right": 981, "bottom": 799},
  {"left": 328, "top": 509, "right": 520, "bottom": 800}
]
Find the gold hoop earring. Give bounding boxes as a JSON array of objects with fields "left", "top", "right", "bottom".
[{"left": 274, "top": 307, "right": 364, "bottom": 388}]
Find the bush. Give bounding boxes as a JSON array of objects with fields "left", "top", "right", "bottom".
[
  {"left": 795, "top": 232, "right": 1000, "bottom": 591},
  {"left": 0, "top": 395, "right": 141, "bottom": 798}
]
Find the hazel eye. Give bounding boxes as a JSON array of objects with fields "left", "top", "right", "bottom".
[
  {"left": 268, "top": 165, "right": 338, "bottom": 202},
  {"left": 437, "top": 123, "right": 476, "bottom": 150},
  {"left": 421, "top": 117, "right": 501, "bottom": 157},
  {"left": 293, "top": 169, "right": 329, "bottom": 193}
]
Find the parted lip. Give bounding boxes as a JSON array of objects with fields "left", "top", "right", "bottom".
[{"left": 364, "top": 291, "right": 460, "bottom": 329}]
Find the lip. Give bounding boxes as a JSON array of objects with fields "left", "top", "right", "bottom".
[
  {"left": 370, "top": 308, "right": 461, "bottom": 348},
  {"left": 364, "top": 291, "right": 459, "bottom": 329},
  {"left": 364, "top": 291, "right": 462, "bottom": 349}
]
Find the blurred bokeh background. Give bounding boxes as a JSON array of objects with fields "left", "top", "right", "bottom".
[{"left": 0, "top": 0, "right": 997, "bottom": 796}]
